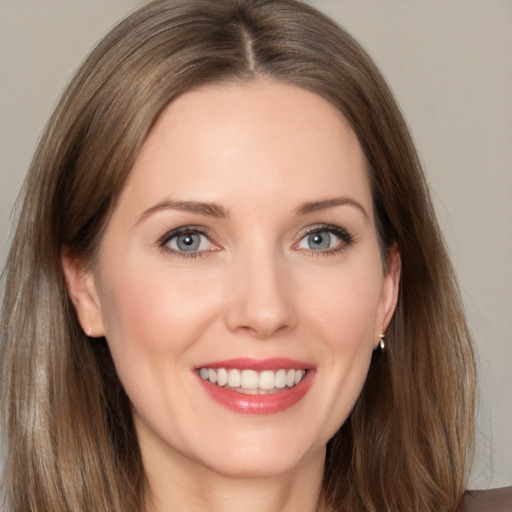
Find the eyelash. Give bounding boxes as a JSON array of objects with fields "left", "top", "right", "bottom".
[
  {"left": 158, "top": 226, "right": 216, "bottom": 259},
  {"left": 157, "top": 223, "right": 355, "bottom": 259},
  {"left": 295, "top": 224, "right": 355, "bottom": 257}
]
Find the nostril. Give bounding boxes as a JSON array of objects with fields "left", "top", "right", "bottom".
[
  {"left": 224, "top": 260, "right": 297, "bottom": 337},
  {"left": 233, "top": 321, "right": 290, "bottom": 340}
]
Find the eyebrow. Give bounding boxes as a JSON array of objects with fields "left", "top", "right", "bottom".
[
  {"left": 137, "top": 195, "right": 368, "bottom": 225},
  {"left": 296, "top": 196, "right": 369, "bottom": 220},
  {"left": 137, "top": 200, "right": 228, "bottom": 224}
]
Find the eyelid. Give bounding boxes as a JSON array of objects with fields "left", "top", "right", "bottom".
[
  {"left": 293, "top": 223, "right": 355, "bottom": 252},
  {"left": 156, "top": 223, "right": 354, "bottom": 258},
  {"left": 158, "top": 225, "right": 220, "bottom": 256},
  {"left": 158, "top": 225, "right": 212, "bottom": 244}
]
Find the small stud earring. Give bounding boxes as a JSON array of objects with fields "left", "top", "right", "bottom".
[
  {"left": 87, "top": 327, "right": 92, "bottom": 336},
  {"left": 379, "top": 332, "right": 385, "bottom": 351}
]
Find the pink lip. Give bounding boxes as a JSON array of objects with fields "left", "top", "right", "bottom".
[
  {"left": 196, "top": 357, "right": 312, "bottom": 371},
  {"left": 195, "top": 358, "right": 315, "bottom": 415}
]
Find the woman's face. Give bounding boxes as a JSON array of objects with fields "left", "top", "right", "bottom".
[{"left": 69, "top": 80, "right": 399, "bottom": 480}]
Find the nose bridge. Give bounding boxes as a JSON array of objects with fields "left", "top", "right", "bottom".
[{"left": 225, "top": 241, "right": 296, "bottom": 339}]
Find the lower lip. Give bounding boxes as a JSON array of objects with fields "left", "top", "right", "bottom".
[{"left": 197, "top": 370, "right": 315, "bottom": 415}]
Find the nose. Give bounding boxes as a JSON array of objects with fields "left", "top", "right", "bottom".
[{"left": 224, "top": 250, "right": 296, "bottom": 339}]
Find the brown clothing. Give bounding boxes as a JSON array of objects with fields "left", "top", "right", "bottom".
[{"left": 463, "top": 487, "right": 512, "bottom": 512}]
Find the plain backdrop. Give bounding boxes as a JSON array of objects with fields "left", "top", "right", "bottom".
[{"left": 1, "top": 0, "right": 511, "bottom": 490}]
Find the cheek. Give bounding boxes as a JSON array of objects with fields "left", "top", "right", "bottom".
[
  {"left": 96, "top": 260, "right": 225, "bottom": 389},
  {"left": 302, "top": 260, "right": 383, "bottom": 347},
  {"left": 94, "top": 263, "right": 220, "bottom": 428},
  {"left": 299, "top": 260, "right": 383, "bottom": 427},
  {"left": 315, "top": 279, "right": 378, "bottom": 382},
  {"left": 100, "top": 261, "right": 208, "bottom": 344}
]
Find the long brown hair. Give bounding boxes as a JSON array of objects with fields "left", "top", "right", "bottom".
[{"left": 1, "top": 1, "right": 475, "bottom": 511}]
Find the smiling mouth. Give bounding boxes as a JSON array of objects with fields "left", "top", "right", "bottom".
[{"left": 198, "top": 368, "right": 307, "bottom": 395}]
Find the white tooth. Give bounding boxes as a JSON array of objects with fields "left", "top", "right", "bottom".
[
  {"left": 294, "top": 369, "right": 306, "bottom": 385},
  {"left": 217, "top": 368, "right": 228, "bottom": 386},
  {"left": 241, "top": 369, "right": 259, "bottom": 389},
  {"left": 274, "top": 369, "right": 287, "bottom": 389},
  {"left": 286, "top": 369, "right": 295, "bottom": 387},
  {"left": 208, "top": 368, "right": 218, "bottom": 384},
  {"left": 227, "top": 369, "right": 241, "bottom": 387},
  {"left": 200, "top": 368, "right": 209, "bottom": 380},
  {"left": 259, "top": 370, "right": 275, "bottom": 390}
]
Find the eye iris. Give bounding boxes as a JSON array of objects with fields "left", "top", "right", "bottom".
[
  {"left": 308, "top": 232, "right": 331, "bottom": 250},
  {"left": 176, "top": 234, "right": 200, "bottom": 251}
]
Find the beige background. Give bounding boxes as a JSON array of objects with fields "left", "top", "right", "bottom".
[{"left": 1, "top": 0, "right": 511, "bottom": 489}]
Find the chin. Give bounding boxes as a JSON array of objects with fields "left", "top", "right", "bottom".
[{"left": 190, "top": 430, "right": 327, "bottom": 479}]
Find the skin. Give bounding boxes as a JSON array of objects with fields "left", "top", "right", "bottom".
[{"left": 64, "top": 80, "right": 400, "bottom": 512}]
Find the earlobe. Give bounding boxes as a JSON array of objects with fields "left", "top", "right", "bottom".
[{"left": 61, "top": 252, "right": 105, "bottom": 337}]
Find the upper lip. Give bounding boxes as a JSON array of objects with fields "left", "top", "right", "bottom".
[{"left": 195, "top": 357, "right": 313, "bottom": 371}]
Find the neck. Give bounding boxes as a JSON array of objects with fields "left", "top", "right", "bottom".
[{"left": 143, "top": 442, "right": 326, "bottom": 512}]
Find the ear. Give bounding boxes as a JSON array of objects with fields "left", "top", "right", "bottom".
[
  {"left": 61, "top": 251, "right": 105, "bottom": 338},
  {"left": 375, "top": 244, "right": 401, "bottom": 345}
]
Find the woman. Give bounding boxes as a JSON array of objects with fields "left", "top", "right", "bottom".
[{"left": 0, "top": 1, "right": 476, "bottom": 511}]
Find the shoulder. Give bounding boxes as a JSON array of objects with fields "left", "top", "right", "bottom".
[{"left": 462, "top": 487, "right": 512, "bottom": 512}]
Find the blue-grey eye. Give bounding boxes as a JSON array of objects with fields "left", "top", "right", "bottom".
[
  {"left": 166, "top": 232, "right": 212, "bottom": 252},
  {"left": 297, "top": 230, "right": 341, "bottom": 251}
]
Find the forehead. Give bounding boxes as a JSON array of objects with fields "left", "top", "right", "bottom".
[{"left": 118, "top": 80, "right": 373, "bottom": 221}]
